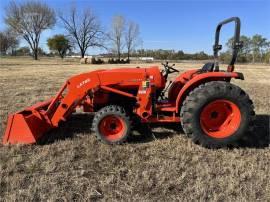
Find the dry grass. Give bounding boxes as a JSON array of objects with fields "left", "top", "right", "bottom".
[{"left": 0, "top": 57, "right": 269, "bottom": 201}]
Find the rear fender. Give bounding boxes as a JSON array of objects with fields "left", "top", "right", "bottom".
[{"left": 175, "top": 71, "right": 244, "bottom": 112}]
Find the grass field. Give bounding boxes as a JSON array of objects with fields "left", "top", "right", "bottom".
[{"left": 0, "top": 57, "right": 269, "bottom": 201}]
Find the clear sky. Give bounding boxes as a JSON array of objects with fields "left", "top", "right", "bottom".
[{"left": 0, "top": 0, "right": 269, "bottom": 54}]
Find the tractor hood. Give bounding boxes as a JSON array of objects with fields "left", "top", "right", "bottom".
[{"left": 96, "top": 66, "right": 165, "bottom": 89}]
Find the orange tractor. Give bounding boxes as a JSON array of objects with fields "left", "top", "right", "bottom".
[{"left": 2, "top": 17, "right": 255, "bottom": 147}]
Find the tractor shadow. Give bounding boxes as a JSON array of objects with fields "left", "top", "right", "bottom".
[
  {"left": 241, "top": 114, "right": 269, "bottom": 149},
  {"left": 40, "top": 114, "right": 269, "bottom": 148},
  {"left": 39, "top": 113, "right": 181, "bottom": 145},
  {"left": 128, "top": 123, "right": 183, "bottom": 144},
  {"left": 39, "top": 113, "right": 94, "bottom": 144}
]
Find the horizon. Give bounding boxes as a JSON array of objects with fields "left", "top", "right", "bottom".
[{"left": 0, "top": 0, "right": 269, "bottom": 55}]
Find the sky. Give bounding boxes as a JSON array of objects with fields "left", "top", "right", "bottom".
[{"left": 0, "top": 0, "right": 269, "bottom": 55}]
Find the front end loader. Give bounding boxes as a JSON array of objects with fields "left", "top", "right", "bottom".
[{"left": 2, "top": 17, "right": 255, "bottom": 148}]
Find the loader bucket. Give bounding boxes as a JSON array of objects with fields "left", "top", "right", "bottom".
[{"left": 2, "top": 100, "right": 53, "bottom": 145}]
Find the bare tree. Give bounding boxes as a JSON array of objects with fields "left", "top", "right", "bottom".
[
  {"left": 6, "top": 29, "right": 19, "bottom": 56},
  {"left": 0, "top": 29, "right": 19, "bottom": 55},
  {"left": 0, "top": 32, "right": 9, "bottom": 55},
  {"left": 5, "top": 1, "right": 56, "bottom": 60},
  {"left": 125, "top": 21, "right": 140, "bottom": 60},
  {"left": 59, "top": 6, "right": 104, "bottom": 59},
  {"left": 109, "top": 15, "right": 126, "bottom": 60}
]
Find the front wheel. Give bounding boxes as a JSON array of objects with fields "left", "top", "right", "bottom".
[
  {"left": 92, "top": 105, "right": 131, "bottom": 144},
  {"left": 180, "top": 81, "right": 255, "bottom": 148}
]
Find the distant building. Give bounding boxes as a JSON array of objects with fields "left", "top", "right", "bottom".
[
  {"left": 67, "top": 55, "right": 81, "bottom": 58},
  {"left": 139, "top": 57, "right": 154, "bottom": 61}
]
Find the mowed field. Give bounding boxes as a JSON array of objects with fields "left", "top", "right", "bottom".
[{"left": 0, "top": 57, "right": 269, "bottom": 201}]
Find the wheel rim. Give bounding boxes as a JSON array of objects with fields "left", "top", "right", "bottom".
[
  {"left": 200, "top": 99, "right": 241, "bottom": 138},
  {"left": 99, "top": 115, "right": 126, "bottom": 141}
]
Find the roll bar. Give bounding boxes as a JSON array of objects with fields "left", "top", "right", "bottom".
[{"left": 213, "top": 17, "right": 243, "bottom": 71}]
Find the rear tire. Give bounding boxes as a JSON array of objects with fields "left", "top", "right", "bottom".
[
  {"left": 180, "top": 81, "right": 255, "bottom": 148},
  {"left": 92, "top": 105, "right": 131, "bottom": 144}
]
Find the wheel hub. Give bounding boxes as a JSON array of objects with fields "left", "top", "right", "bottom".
[
  {"left": 210, "top": 111, "right": 218, "bottom": 119},
  {"left": 200, "top": 99, "right": 241, "bottom": 138},
  {"left": 99, "top": 115, "right": 126, "bottom": 141}
]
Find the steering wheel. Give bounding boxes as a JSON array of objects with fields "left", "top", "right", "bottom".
[{"left": 161, "top": 62, "right": 179, "bottom": 79}]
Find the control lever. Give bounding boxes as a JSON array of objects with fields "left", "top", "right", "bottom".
[{"left": 160, "top": 81, "right": 173, "bottom": 100}]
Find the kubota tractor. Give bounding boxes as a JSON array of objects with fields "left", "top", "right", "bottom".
[{"left": 2, "top": 17, "right": 255, "bottom": 148}]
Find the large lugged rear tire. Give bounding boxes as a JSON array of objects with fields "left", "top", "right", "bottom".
[
  {"left": 92, "top": 105, "right": 131, "bottom": 144},
  {"left": 180, "top": 81, "right": 255, "bottom": 148}
]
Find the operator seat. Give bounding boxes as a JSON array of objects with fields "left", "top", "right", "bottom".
[{"left": 201, "top": 62, "right": 215, "bottom": 72}]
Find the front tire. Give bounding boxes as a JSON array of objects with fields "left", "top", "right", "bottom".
[
  {"left": 92, "top": 105, "right": 131, "bottom": 144},
  {"left": 180, "top": 81, "right": 255, "bottom": 148}
]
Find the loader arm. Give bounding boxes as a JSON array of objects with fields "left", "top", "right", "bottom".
[
  {"left": 2, "top": 70, "right": 103, "bottom": 144},
  {"left": 47, "top": 71, "right": 102, "bottom": 126}
]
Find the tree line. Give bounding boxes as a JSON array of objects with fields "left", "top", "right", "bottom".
[
  {"left": 220, "top": 35, "right": 270, "bottom": 63},
  {"left": 129, "top": 50, "right": 210, "bottom": 60},
  {"left": 127, "top": 34, "right": 270, "bottom": 63},
  {"left": 0, "top": 0, "right": 269, "bottom": 63}
]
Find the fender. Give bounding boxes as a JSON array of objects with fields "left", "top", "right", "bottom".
[{"left": 175, "top": 71, "right": 244, "bottom": 112}]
